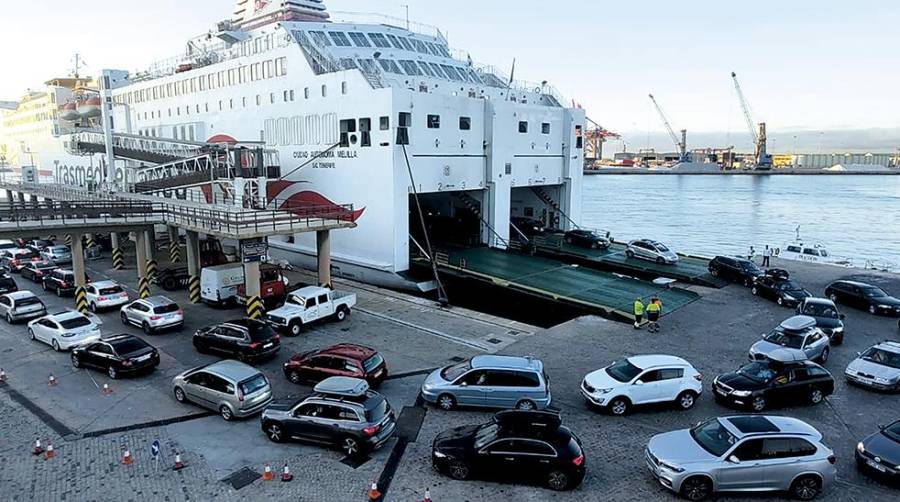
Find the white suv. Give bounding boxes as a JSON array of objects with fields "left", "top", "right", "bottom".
[
  {"left": 27, "top": 311, "right": 102, "bottom": 351},
  {"left": 581, "top": 355, "right": 702, "bottom": 415}
]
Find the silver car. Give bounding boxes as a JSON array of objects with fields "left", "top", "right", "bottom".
[
  {"left": 844, "top": 341, "right": 900, "bottom": 391},
  {"left": 420, "top": 355, "right": 551, "bottom": 411},
  {"left": 41, "top": 245, "right": 72, "bottom": 265},
  {"left": 0, "top": 291, "right": 47, "bottom": 323},
  {"left": 749, "top": 316, "right": 831, "bottom": 363},
  {"left": 626, "top": 239, "right": 679, "bottom": 265},
  {"left": 172, "top": 360, "right": 273, "bottom": 420},
  {"left": 646, "top": 415, "right": 836, "bottom": 501},
  {"left": 120, "top": 296, "right": 184, "bottom": 334}
]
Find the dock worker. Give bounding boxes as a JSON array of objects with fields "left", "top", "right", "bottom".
[
  {"left": 633, "top": 298, "right": 645, "bottom": 329},
  {"left": 763, "top": 245, "right": 772, "bottom": 268},
  {"left": 646, "top": 297, "right": 662, "bottom": 333}
]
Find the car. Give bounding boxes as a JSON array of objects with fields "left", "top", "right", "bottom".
[
  {"left": 42, "top": 269, "right": 88, "bottom": 297},
  {"left": 283, "top": 343, "right": 388, "bottom": 387},
  {"left": 40, "top": 245, "right": 72, "bottom": 265},
  {"left": 796, "top": 298, "right": 845, "bottom": 345},
  {"left": 71, "top": 334, "right": 160, "bottom": 379},
  {"left": 85, "top": 280, "right": 130, "bottom": 312},
  {"left": 27, "top": 311, "right": 102, "bottom": 352},
  {"left": 749, "top": 316, "right": 831, "bottom": 363},
  {"left": 844, "top": 341, "right": 900, "bottom": 392},
  {"left": 563, "top": 229, "right": 610, "bottom": 250},
  {"left": 0, "top": 291, "right": 46, "bottom": 323},
  {"left": 25, "top": 239, "right": 55, "bottom": 251},
  {"left": 510, "top": 216, "right": 546, "bottom": 238},
  {"left": 265, "top": 286, "right": 357, "bottom": 336},
  {"left": 261, "top": 376, "right": 397, "bottom": 457},
  {"left": 120, "top": 296, "right": 183, "bottom": 334},
  {"left": 825, "top": 280, "right": 900, "bottom": 316},
  {"left": 646, "top": 415, "right": 836, "bottom": 501},
  {"left": 421, "top": 355, "right": 551, "bottom": 411},
  {"left": 192, "top": 318, "right": 280, "bottom": 362},
  {"left": 856, "top": 419, "right": 900, "bottom": 479},
  {"left": 713, "top": 357, "right": 835, "bottom": 412},
  {"left": 626, "top": 239, "right": 679, "bottom": 265},
  {"left": 0, "top": 239, "right": 17, "bottom": 252},
  {"left": 581, "top": 355, "right": 703, "bottom": 415},
  {"left": 708, "top": 256, "right": 763, "bottom": 286},
  {"left": 0, "top": 248, "right": 41, "bottom": 272},
  {"left": 172, "top": 360, "right": 273, "bottom": 420},
  {"left": 432, "top": 410, "right": 585, "bottom": 491},
  {"left": 19, "top": 260, "right": 58, "bottom": 283},
  {"left": 0, "top": 273, "right": 18, "bottom": 294},
  {"left": 751, "top": 269, "right": 811, "bottom": 307}
]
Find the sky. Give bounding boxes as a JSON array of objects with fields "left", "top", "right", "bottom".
[{"left": 3, "top": 0, "right": 899, "bottom": 152}]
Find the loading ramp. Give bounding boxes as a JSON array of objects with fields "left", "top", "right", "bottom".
[{"left": 421, "top": 247, "right": 700, "bottom": 323}]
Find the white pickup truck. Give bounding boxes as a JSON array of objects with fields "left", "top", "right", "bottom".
[{"left": 265, "top": 286, "right": 357, "bottom": 336}]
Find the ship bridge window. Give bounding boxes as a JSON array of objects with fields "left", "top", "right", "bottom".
[
  {"left": 428, "top": 63, "right": 446, "bottom": 79},
  {"left": 456, "top": 67, "right": 473, "bottom": 83},
  {"left": 349, "top": 32, "right": 372, "bottom": 48},
  {"left": 437, "top": 45, "right": 451, "bottom": 58},
  {"left": 427, "top": 115, "right": 441, "bottom": 129},
  {"left": 303, "top": 88, "right": 309, "bottom": 99},
  {"left": 377, "top": 59, "right": 403, "bottom": 74},
  {"left": 369, "top": 33, "right": 391, "bottom": 48},
  {"left": 459, "top": 117, "right": 471, "bottom": 130},
  {"left": 467, "top": 69, "right": 483, "bottom": 84},
  {"left": 399, "top": 60, "right": 422, "bottom": 76},
  {"left": 380, "top": 116, "right": 390, "bottom": 130},
  {"left": 341, "top": 82, "right": 348, "bottom": 95},
  {"left": 412, "top": 39, "right": 429, "bottom": 54},
  {"left": 386, "top": 34, "right": 404, "bottom": 50},
  {"left": 542, "top": 123, "right": 551, "bottom": 134},
  {"left": 357, "top": 58, "right": 377, "bottom": 74},
  {"left": 399, "top": 112, "right": 412, "bottom": 127},
  {"left": 425, "top": 42, "right": 442, "bottom": 56},
  {"left": 329, "top": 31, "right": 352, "bottom": 47},
  {"left": 441, "top": 65, "right": 462, "bottom": 81},
  {"left": 276, "top": 57, "right": 286, "bottom": 76},
  {"left": 519, "top": 121, "right": 528, "bottom": 133},
  {"left": 309, "top": 31, "right": 331, "bottom": 47},
  {"left": 321, "top": 85, "right": 327, "bottom": 97},
  {"left": 418, "top": 62, "right": 435, "bottom": 77},
  {"left": 359, "top": 118, "right": 372, "bottom": 147}
]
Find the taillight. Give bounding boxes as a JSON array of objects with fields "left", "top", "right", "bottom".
[
  {"left": 694, "top": 373, "right": 703, "bottom": 381},
  {"left": 828, "top": 455, "right": 836, "bottom": 465},
  {"left": 238, "top": 389, "right": 245, "bottom": 401},
  {"left": 249, "top": 342, "right": 259, "bottom": 349},
  {"left": 363, "top": 424, "right": 381, "bottom": 436},
  {"left": 273, "top": 335, "right": 280, "bottom": 341},
  {"left": 98, "top": 296, "right": 108, "bottom": 302},
  {"left": 35, "top": 271, "right": 43, "bottom": 276},
  {"left": 60, "top": 281, "right": 69, "bottom": 288},
  {"left": 572, "top": 455, "right": 584, "bottom": 467},
  {"left": 150, "top": 315, "right": 162, "bottom": 321},
  {"left": 176, "top": 309, "right": 184, "bottom": 316},
  {"left": 11, "top": 259, "right": 19, "bottom": 265},
  {"left": 122, "top": 359, "right": 133, "bottom": 367}
]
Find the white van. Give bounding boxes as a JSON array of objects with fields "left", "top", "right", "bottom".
[{"left": 200, "top": 264, "right": 245, "bottom": 306}]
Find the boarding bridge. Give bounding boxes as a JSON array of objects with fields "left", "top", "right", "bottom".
[{"left": 65, "top": 130, "right": 207, "bottom": 164}]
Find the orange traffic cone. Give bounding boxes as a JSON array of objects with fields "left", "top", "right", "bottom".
[
  {"left": 281, "top": 464, "right": 293, "bottom": 482},
  {"left": 0, "top": 368, "right": 7, "bottom": 382},
  {"left": 33, "top": 439, "right": 44, "bottom": 456},
  {"left": 48, "top": 374, "right": 58, "bottom": 386},
  {"left": 423, "top": 487, "right": 432, "bottom": 502},
  {"left": 367, "top": 482, "right": 381, "bottom": 500},
  {"left": 101, "top": 383, "right": 112, "bottom": 395},
  {"left": 262, "top": 463, "right": 273, "bottom": 481},
  {"left": 173, "top": 453, "right": 185, "bottom": 471},
  {"left": 45, "top": 444, "right": 55, "bottom": 460},
  {"left": 122, "top": 449, "right": 133, "bottom": 465}
]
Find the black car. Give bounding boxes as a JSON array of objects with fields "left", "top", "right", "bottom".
[
  {"left": 708, "top": 256, "right": 764, "bottom": 286},
  {"left": 825, "top": 280, "right": 900, "bottom": 316},
  {"left": 432, "top": 410, "right": 586, "bottom": 492},
  {"left": 71, "top": 334, "right": 160, "bottom": 379},
  {"left": 42, "top": 269, "right": 89, "bottom": 297},
  {"left": 510, "top": 217, "right": 546, "bottom": 238},
  {"left": 713, "top": 359, "right": 835, "bottom": 412},
  {"left": 797, "top": 297, "right": 846, "bottom": 345},
  {"left": 751, "top": 269, "right": 811, "bottom": 307},
  {"left": 193, "top": 318, "right": 281, "bottom": 362},
  {"left": 0, "top": 274, "right": 17, "bottom": 294},
  {"left": 20, "top": 261, "right": 58, "bottom": 283},
  {"left": 856, "top": 420, "right": 900, "bottom": 480},
  {"left": 563, "top": 229, "right": 610, "bottom": 250}
]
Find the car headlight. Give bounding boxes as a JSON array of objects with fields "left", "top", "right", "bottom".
[
  {"left": 597, "top": 388, "right": 613, "bottom": 394},
  {"left": 659, "top": 461, "right": 685, "bottom": 473},
  {"left": 831, "top": 326, "right": 843, "bottom": 333},
  {"left": 433, "top": 450, "right": 448, "bottom": 458},
  {"left": 874, "top": 377, "right": 891, "bottom": 385},
  {"left": 878, "top": 305, "right": 891, "bottom": 309},
  {"left": 857, "top": 442, "right": 866, "bottom": 454},
  {"left": 732, "top": 390, "right": 751, "bottom": 397},
  {"left": 783, "top": 294, "right": 796, "bottom": 301}
]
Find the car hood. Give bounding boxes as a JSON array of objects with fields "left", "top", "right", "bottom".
[
  {"left": 872, "top": 296, "right": 900, "bottom": 307},
  {"left": 846, "top": 358, "right": 900, "bottom": 380},
  {"left": 268, "top": 303, "right": 305, "bottom": 317},
  {"left": 584, "top": 368, "right": 625, "bottom": 390},
  {"left": 750, "top": 340, "right": 806, "bottom": 358},
  {"left": 423, "top": 367, "right": 450, "bottom": 388},
  {"left": 648, "top": 429, "right": 718, "bottom": 465},
  {"left": 862, "top": 432, "right": 900, "bottom": 462},
  {"left": 717, "top": 371, "right": 766, "bottom": 391},
  {"left": 433, "top": 425, "right": 479, "bottom": 450}
]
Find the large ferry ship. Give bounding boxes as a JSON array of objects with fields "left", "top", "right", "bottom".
[{"left": 89, "top": 0, "right": 587, "bottom": 289}]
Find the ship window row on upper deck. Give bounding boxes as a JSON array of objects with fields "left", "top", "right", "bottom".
[{"left": 308, "top": 29, "right": 451, "bottom": 58}]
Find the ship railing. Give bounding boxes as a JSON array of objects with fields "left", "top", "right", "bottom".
[
  {"left": 463, "top": 61, "right": 567, "bottom": 106},
  {"left": 330, "top": 11, "right": 448, "bottom": 44},
  {"left": 65, "top": 130, "right": 207, "bottom": 159}
]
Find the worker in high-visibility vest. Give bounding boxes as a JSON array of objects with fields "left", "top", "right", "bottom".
[
  {"left": 646, "top": 297, "right": 662, "bottom": 333},
  {"left": 633, "top": 298, "right": 645, "bottom": 329}
]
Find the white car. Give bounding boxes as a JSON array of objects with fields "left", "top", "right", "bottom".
[
  {"left": 120, "top": 296, "right": 184, "bottom": 334},
  {"left": 626, "top": 239, "right": 680, "bottom": 265},
  {"left": 581, "top": 355, "right": 702, "bottom": 415},
  {"left": 27, "top": 311, "right": 103, "bottom": 351},
  {"left": 0, "top": 291, "right": 47, "bottom": 323},
  {"left": 85, "top": 280, "right": 130, "bottom": 312}
]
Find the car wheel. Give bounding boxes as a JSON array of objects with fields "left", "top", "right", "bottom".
[
  {"left": 680, "top": 476, "right": 712, "bottom": 501},
  {"left": 42, "top": 282, "right": 48, "bottom": 291},
  {"left": 52, "top": 339, "right": 60, "bottom": 352},
  {"left": 809, "top": 388, "right": 824, "bottom": 405},
  {"left": 609, "top": 397, "right": 629, "bottom": 416},
  {"left": 288, "top": 321, "right": 302, "bottom": 337},
  {"left": 56, "top": 288, "right": 63, "bottom": 297},
  {"left": 341, "top": 436, "right": 361, "bottom": 457},
  {"left": 676, "top": 391, "right": 697, "bottom": 410},
  {"left": 89, "top": 302, "right": 97, "bottom": 313},
  {"left": 625, "top": 250, "right": 634, "bottom": 258},
  {"left": 5, "top": 313, "right": 12, "bottom": 323},
  {"left": 288, "top": 370, "right": 302, "bottom": 384},
  {"left": 777, "top": 296, "right": 785, "bottom": 306},
  {"left": 515, "top": 400, "right": 536, "bottom": 411},
  {"left": 265, "top": 422, "right": 284, "bottom": 443},
  {"left": 448, "top": 460, "right": 471, "bottom": 480},
  {"left": 868, "top": 304, "right": 877, "bottom": 315},
  {"left": 120, "top": 311, "right": 129, "bottom": 325},
  {"left": 335, "top": 308, "right": 347, "bottom": 322},
  {"left": 219, "top": 405, "right": 233, "bottom": 421},
  {"left": 71, "top": 353, "right": 81, "bottom": 368},
  {"left": 437, "top": 393, "right": 457, "bottom": 411},
  {"left": 751, "top": 395, "right": 767, "bottom": 412},
  {"left": 173, "top": 387, "right": 186, "bottom": 403},
  {"left": 819, "top": 347, "right": 830, "bottom": 363},
  {"left": 751, "top": 286, "right": 759, "bottom": 296},
  {"left": 791, "top": 475, "right": 822, "bottom": 501},
  {"left": 108, "top": 366, "right": 118, "bottom": 379},
  {"left": 28, "top": 328, "right": 35, "bottom": 340},
  {"left": 546, "top": 470, "right": 570, "bottom": 491},
  {"left": 142, "top": 322, "right": 152, "bottom": 335}
]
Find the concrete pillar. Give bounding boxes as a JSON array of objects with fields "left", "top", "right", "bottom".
[
  {"left": 4, "top": 190, "right": 12, "bottom": 204},
  {"left": 85, "top": 233, "right": 96, "bottom": 249},
  {"left": 144, "top": 228, "right": 157, "bottom": 283},
  {"left": 111, "top": 232, "right": 125, "bottom": 270},
  {"left": 70, "top": 232, "right": 88, "bottom": 314},
  {"left": 185, "top": 230, "right": 201, "bottom": 304},
  {"left": 167, "top": 225, "right": 181, "bottom": 263},
  {"left": 243, "top": 258, "right": 263, "bottom": 319},
  {"left": 135, "top": 229, "right": 150, "bottom": 298},
  {"left": 317, "top": 230, "right": 332, "bottom": 288}
]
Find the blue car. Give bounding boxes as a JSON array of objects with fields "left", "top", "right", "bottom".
[{"left": 421, "top": 355, "right": 551, "bottom": 411}]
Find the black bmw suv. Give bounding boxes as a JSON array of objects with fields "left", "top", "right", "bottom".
[
  {"left": 432, "top": 410, "right": 586, "bottom": 491},
  {"left": 713, "top": 358, "right": 835, "bottom": 412},
  {"left": 708, "top": 256, "right": 764, "bottom": 286},
  {"left": 193, "top": 319, "right": 281, "bottom": 362}
]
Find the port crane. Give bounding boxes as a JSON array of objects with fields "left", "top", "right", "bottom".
[
  {"left": 731, "top": 71, "right": 771, "bottom": 169},
  {"left": 583, "top": 117, "right": 621, "bottom": 168},
  {"left": 648, "top": 94, "right": 688, "bottom": 162}
]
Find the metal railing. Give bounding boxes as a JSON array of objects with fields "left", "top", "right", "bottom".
[
  {"left": 65, "top": 130, "right": 207, "bottom": 160},
  {"left": 0, "top": 200, "right": 163, "bottom": 230},
  {"left": 330, "top": 11, "right": 448, "bottom": 44}
]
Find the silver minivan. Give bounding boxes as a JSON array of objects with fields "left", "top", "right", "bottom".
[
  {"left": 0, "top": 291, "right": 47, "bottom": 323},
  {"left": 172, "top": 360, "right": 273, "bottom": 420},
  {"left": 420, "top": 355, "right": 551, "bottom": 411}
]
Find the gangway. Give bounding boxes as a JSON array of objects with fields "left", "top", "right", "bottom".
[{"left": 65, "top": 130, "right": 207, "bottom": 164}]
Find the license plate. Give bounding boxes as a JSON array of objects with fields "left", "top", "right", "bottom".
[
  {"left": 135, "top": 354, "right": 151, "bottom": 362},
  {"left": 867, "top": 460, "right": 887, "bottom": 472},
  {"left": 263, "top": 342, "right": 273, "bottom": 349}
]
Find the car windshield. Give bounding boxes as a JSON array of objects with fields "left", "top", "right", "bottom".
[
  {"left": 99, "top": 286, "right": 124, "bottom": 295},
  {"left": 691, "top": 419, "right": 738, "bottom": 457},
  {"left": 606, "top": 359, "right": 643, "bottom": 382},
  {"left": 112, "top": 338, "right": 149, "bottom": 355},
  {"left": 738, "top": 362, "right": 777, "bottom": 382},
  {"left": 441, "top": 360, "right": 471, "bottom": 381},
  {"left": 153, "top": 303, "right": 179, "bottom": 314},
  {"left": 59, "top": 316, "right": 91, "bottom": 329},
  {"left": 861, "top": 287, "right": 888, "bottom": 298},
  {"left": 801, "top": 303, "right": 839, "bottom": 318},
  {"left": 365, "top": 395, "right": 389, "bottom": 422},
  {"left": 286, "top": 295, "right": 305, "bottom": 306},
  {"left": 239, "top": 374, "right": 268, "bottom": 395},
  {"left": 656, "top": 244, "right": 670, "bottom": 252},
  {"left": 764, "top": 329, "right": 805, "bottom": 349},
  {"left": 860, "top": 348, "right": 900, "bottom": 369},
  {"left": 884, "top": 421, "right": 900, "bottom": 443},
  {"left": 17, "top": 296, "right": 41, "bottom": 306},
  {"left": 363, "top": 353, "right": 384, "bottom": 373},
  {"left": 474, "top": 423, "right": 499, "bottom": 449}
]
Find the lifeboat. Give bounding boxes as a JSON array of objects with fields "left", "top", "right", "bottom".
[
  {"left": 59, "top": 102, "right": 79, "bottom": 121},
  {"left": 77, "top": 96, "right": 102, "bottom": 118}
]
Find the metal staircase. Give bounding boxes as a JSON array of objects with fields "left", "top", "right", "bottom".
[{"left": 530, "top": 186, "right": 560, "bottom": 211}]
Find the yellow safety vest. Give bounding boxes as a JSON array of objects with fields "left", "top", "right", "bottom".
[
  {"left": 633, "top": 301, "right": 644, "bottom": 315},
  {"left": 646, "top": 302, "right": 661, "bottom": 313}
]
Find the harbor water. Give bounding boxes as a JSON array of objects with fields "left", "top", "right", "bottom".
[{"left": 582, "top": 174, "right": 900, "bottom": 268}]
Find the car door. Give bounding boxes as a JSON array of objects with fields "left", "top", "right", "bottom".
[
  {"left": 475, "top": 439, "right": 527, "bottom": 480},
  {"left": 35, "top": 318, "right": 58, "bottom": 344},
  {"left": 288, "top": 402, "right": 333, "bottom": 441},
  {"left": 205, "top": 374, "right": 235, "bottom": 410},
  {"left": 126, "top": 301, "right": 147, "bottom": 324},
  {"left": 302, "top": 296, "right": 319, "bottom": 323},
  {"left": 757, "top": 438, "right": 817, "bottom": 490},
  {"left": 85, "top": 285, "right": 97, "bottom": 304},
  {"left": 183, "top": 371, "right": 214, "bottom": 407},
  {"left": 453, "top": 369, "right": 488, "bottom": 407},
  {"left": 481, "top": 370, "right": 520, "bottom": 408},
  {"left": 216, "top": 326, "right": 244, "bottom": 355},
  {"left": 630, "top": 370, "right": 664, "bottom": 404},
  {"left": 86, "top": 343, "right": 115, "bottom": 371},
  {"left": 802, "top": 332, "right": 827, "bottom": 360},
  {"left": 317, "top": 293, "right": 335, "bottom": 318},
  {"left": 655, "top": 368, "right": 686, "bottom": 402},
  {"left": 716, "top": 438, "right": 766, "bottom": 490},
  {"left": 0, "top": 296, "right": 10, "bottom": 317},
  {"left": 766, "top": 369, "right": 797, "bottom": 406}
]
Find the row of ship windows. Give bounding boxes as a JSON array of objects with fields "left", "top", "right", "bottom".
[
  {"left": 2, "top": 110, "right": 58, "bottom": 127},
  {"left": 114, "top": 57, "right": 287, "bottom": 106},
  {"left": 307, "top": 30, "right": 452, "bottom": 58},
  {"left": 421, "top": 114, "right": 552, "bottom": 135},
  {"left": 264, "top": 115, "right": 340, "bottom": 146}
]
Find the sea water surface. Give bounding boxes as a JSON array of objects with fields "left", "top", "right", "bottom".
[{"left": 582, "top": 175, "right": 900, "bottom": 268}]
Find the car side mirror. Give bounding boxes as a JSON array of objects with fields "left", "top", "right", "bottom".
[
  {"left": 459, "top": 382, "right": 468, "bottom": 387},
  {"left": 878, "top": 423, "right": 886, "bottom": 430},
  {"left": 761, "top": 333, "right": 766, "bottom": 338},
  {"left": 634, "top": 380, "right": 644, "bottom": 386},
  {"left": 728, "top": 455, "right": 740, "bottom": 464}
]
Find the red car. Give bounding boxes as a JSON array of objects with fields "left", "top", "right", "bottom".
[{"left": 283, "top": 344, "right": 388, "bottom": 387}]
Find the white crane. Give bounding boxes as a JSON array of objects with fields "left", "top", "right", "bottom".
[
  {"left": 648, "top": 94, "right": 687, "bottom": 162},
  {"left": 731, "top": 71, "right": 771, "bottom": 168}
]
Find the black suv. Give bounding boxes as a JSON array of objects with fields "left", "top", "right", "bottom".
[
  {"left": 751, "top": 269, "right": 811, "bottom": 307},
  {"left": 432, "top": 410, "right": 586, "bottom": 491},
  {"left": 260, "top": 376, "right": 396, "bottom": 457},
  {"left": 42, "top": 269, "right": 89, "bottom": 297},
  {"left": 713, "top": 358, "right": 835, "bottom": 412},
  {"left": 0, "top": 274, "right": 17, "bottom": 294},
  {"left": 193, "top": 319, "right": 281, "bottom": 362},
  {"left": 708, "top": 256, "right": 763, "bottom": 286},
  {"left": 71, "top": 334, "right": 160, "bottom": 379},
  {"left": 825, "top": 280, "right": 900, "bottom": 316},
  {"left": 563, "top": 229, "right": 610, "bottom": 250}
]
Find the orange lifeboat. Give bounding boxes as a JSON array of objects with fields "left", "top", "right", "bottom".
[
  {"left": 77, "top": 96, "right": 102, "bottom": 118},
  {"left": 59, "top": 102, "right": 79, "bottom": 121}
]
